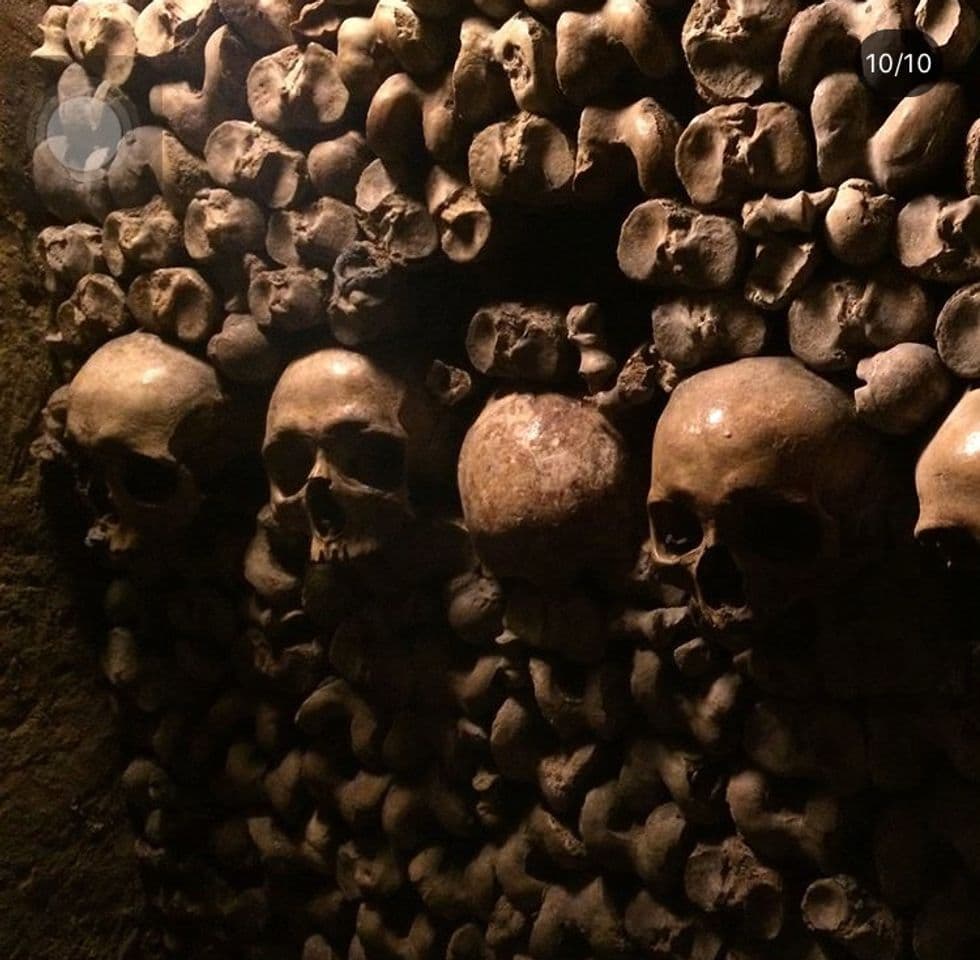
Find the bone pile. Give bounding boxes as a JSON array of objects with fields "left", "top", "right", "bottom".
[{"left": 26, "top": 0, "right": 980, "bottom": 957}]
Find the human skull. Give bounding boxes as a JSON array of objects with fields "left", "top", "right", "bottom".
[
  {"left": 262, "top": 349, "right": 440, "bottom": 565},
  {"left": 915, "top": 388, "right": 980, "bottom": 568},
  {"left": 65, "top": 331, "right": 228, "bottom": 550},
  {"left": 648, "top": 357, "right": 885, "bottom": 634},
  {"left": 458, "top": 392, "right": 632, "bottom": 586}
]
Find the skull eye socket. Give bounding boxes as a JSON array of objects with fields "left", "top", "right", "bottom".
[
  {"left": 731, "top": 493, "right": 823, "bottom": 563},
  {"left": 650, "top": 499, "right": 704, "bottom": 557},
  {"left": 264, "top": 434, "right": 315, "bottom": 497},
  {"left": 917, "top": 527, "right": 980, "bottom": 573},
  {"left": 120, "top": 452, "right": 179, "bottom": 504},
  {"left": 329, "top": 427, "right": 405, "bottom": 492}
]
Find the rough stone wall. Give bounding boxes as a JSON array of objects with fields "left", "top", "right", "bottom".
[{"left": 0, "top": 7, "right": 147, "bottom": 958}]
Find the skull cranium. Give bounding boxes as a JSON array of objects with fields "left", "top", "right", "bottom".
[
  {"left": 648, "top": 356, "right": 886, "bottom": 634},
  {"left": 65, "top": 331, "right": 229, "bottom": 550},
  {"left": 262, "top": 348, "right": 440, "bottom": 565},
  {"left": 915, "top": 388, "right": 980, "bottom": 569}
]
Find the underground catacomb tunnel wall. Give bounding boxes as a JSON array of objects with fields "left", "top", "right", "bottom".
[{"left": 9, "top": 1, "right": 980, "bottom": 959}]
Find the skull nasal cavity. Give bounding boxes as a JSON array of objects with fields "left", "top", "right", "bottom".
[
  {"left": 697, "top": 545, "right": 746, "bottom": 609},
  {"left": 307, "top": 477, "right": 346, "bottom": 536}
]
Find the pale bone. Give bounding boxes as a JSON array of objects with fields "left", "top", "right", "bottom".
[
  {"left": 218, "top": 0, "right": 303, "bottom": 52},
  {"left": 207, "top": 315, "right": 283, "bottom": 385},
  {"left": 915, "top": 388, "right": 980, "bottom": 561},
  {"left": 742, "top": 188, "right": 836, "bottom": 237},
  {"left": 652, "top": 295, "right": 766, "bottom": 371},
  {"left": 746, "top": 239, "right": 820, "bottom": 312},
  {"left": 107, "top": 126, "right": 211, "bottom": 214},
  {"left": 575, "top": 98, "right": 680, "bottom": 198},
  {"left": 135, "top": 0, "right": 222, "bottom": 72},
  {"left": 490, "top": 13, "right": 562, "bottom": 117},
  {"left": 856, "top": 344, "right": 953, "bottom": 435},
  {"left": 810, "top": 74, "right": 967, "bottom": 194},
  {"left": 556, "top": 0, "right": 675, "bottom": 104},
  {"left": 452, "top": 18, "right": 512, "bottom": 128},
  {"left": 149, "top": 25, "right": 252, "bottom": 152},
  {"left": 32, "top": 5, "right": 73, "bottom": 69},
  {"left": 682, "top": 0, "right": 797, "bottom": 103},
  {"left": 337, "top": 0, "right": 448, "bottom": 102},
  {"left": 204, "top": 121, "right": 308, "bottom": 209},
  {"left": 247, "top": 43, "right": 349, "bottom": 134},
  {"left": 266, "top": 198, "right": 359, "bottom": 268},
  {"left": 897, "top": 195, "right": 980, "bottom": 283},
  {"left": 676, "top": 102, "right": 811, "bottom": 211},
  {"left": 248, "top": 267, "right": 328, "bottom": 332},
  {"left": 184, "top": 188, "right": 267, "bottom": 262},
  {"left": 469, "top": 112, "right": 575, "bottom": 204},
  {"left": 458, "top": 392, "right": 630, "bottom": 586},
  {"left": 566, "top": 303, "right": 616, "bottom": 393},
  {"left": 126, "top": 267, "right": 220, "bottom": 345},
  {"left": 53, "top": 273, "right": 131, "bottom": 352},
  {"left": 102, "top": 195, "right": 185, "bottom": 277},
  {"left": 787, "top": 271, "right": 932, "bottom": 372},
  {"left": 36, "top": 224, "right": 106, "bottom": 294},
  {"left": 366, "top": 71, "right": 462, "bottom": 174},
  {"left": 425, "top": 167, "right": 494, "bottom": 264},
  {"left": 308, "top": 131, "right": 372, "bottom": 203},
  {"left": 65, "top": 331, "right": 228, "bottom": 548},
  {"left": 823, "top": 178, "right": 896, "bottom": 266},
  {"left": 649, "top": 356, "right": 887, "bottom": 634},
  {"left": 618, "top": 199, "right": 743, "bottom": 290},
  {"left": 354, "top": 160, "right": 439, "bottom": 264},
  {"left": 465, "top": 303, "right": 573, "bottom": 382},
  {"left": 263, "top": 348, "right": 442, "bottom": 563},
  {"left": 65, "top": 0, "right": 139, "bottom": 85}
]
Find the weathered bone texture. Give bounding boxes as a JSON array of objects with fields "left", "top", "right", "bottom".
[
  {"left": 810, "top": 75, "right": 968, "bottom": 194},
  {"left": 649, "top": 357, "right": 887, "bottom": 634},
  {"left": 802, "top": 875, "right": 902, "bottom": 960},
  {"left": 465, "top": 303, "right": 574, "bottom": 382},
  {"left": 248, "top": 43, "right": 350, "bottom": 133},
  {"left": 108, "top": 127, "right": 211, "bottom": 214},
  {"left": 37, "top": 224, "right": 106, "bottom": 294},
  {"left": 126, "top": 268, "right": 220, "bottom": 345},
  {"left": 64, "top": 332, "right": 232, "bottom": 551},
  {"left": 683, "top": 0, "right": 797, "bottom": 103},
  {"left": 575, "top": 99, "right": 680, "bottom": 198},
  {"left": 787, "top": 272, "right": 932, "bottom": 373},
  {"left": 65, "top": 0, "right": 138, "bottom": 85},
  {"left": 676, "top": 102, "right": 811, "bottom": 211},
  {"left": 149, "top": 25, "right": 253, "bottom": 152},
  {"left": 102, "top": 196, "right": 185, "bottom": 277},
  {"left": 459, "top": 393, "right": 631, "bottom": 586},
  {"left": 205, "top": 122, "right": 308, "bottom": 209},
  {"left": 897, "top": 195, "right": 980, "bottom": 283},
  {"left": 136, "top": 0, "right": 222, "bottom": 73},
  {"left": 652, "top": 295, "right": 766, "bottom": 371},
  {"left": 25, "top": 0, "right": 980, "bottom": 955},
  {"left": 618, "top": 199, "right": 743, "bottom": 289},
  {"left": 856, "top": 344, "right": 953, "bottom": 435},
  {"left": 469, "top": 113, "right": 575, "bottom": 204},
  {"left": 556, "top": 0, "right": 676, "bottom": 103}
]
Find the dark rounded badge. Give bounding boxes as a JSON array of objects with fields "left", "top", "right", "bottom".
[{"left": 860, "top": 30, "right": 942, "bottom": 99}]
